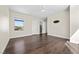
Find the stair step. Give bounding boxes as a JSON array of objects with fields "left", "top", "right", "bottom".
[{"left": 65, "top": 41, "right": 79, "bottom": 54}]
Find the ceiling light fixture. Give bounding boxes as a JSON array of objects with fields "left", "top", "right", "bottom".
[{"left": 41, "top": 9, "right": 46, "bottom": 12}]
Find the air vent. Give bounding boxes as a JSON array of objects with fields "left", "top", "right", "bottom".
[{"left": 53, "top": 20, "right": 60, "bottom": 23}]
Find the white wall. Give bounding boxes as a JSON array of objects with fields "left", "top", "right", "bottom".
[
  {"left": 47, "top": 9, "right": 70, "bottom": 39},
  {"left": 70, "top": 5, "right": 79, "bottom": 37},
  {"left": 0, "top": 6, "right": 9, "bottom": 53},
  {"left": 70, "top": 29, "right": 79, "bottom": 44},
  {"left": 32, "top": 18, "right": 40, "bottom": 34},
  {"left": 9, "top": 10, "right": 40, "bottom": 38},
  {"left": 70, "top": 5, "right": 79, "bottom": 44}
]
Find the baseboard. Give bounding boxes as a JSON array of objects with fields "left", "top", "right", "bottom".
[
  {"left": 10, "top": 33, "right": 70, "bottom": 40},
  {"left": 2, "top": 39, "right": 10, "bottom": 54},
  {"left": 10, "top": 33, "right": 46, "bottom": 39},
  {"left": 10, "top": 34, "right": 32, "bottom": 39},
  {"left": 48, "top": 34, "right": 70, "bottom": 40},
  {"left": 10, "top": 33, "right": 69, "bottom": 40}
]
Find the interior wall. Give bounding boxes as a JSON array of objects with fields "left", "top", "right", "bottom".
[
  {"left": 47, "top": 9, "right": 70, "bottom": 39},
  {"left": 70, "top": 5, "right": 79, "bottom": 44},
  {"left": 9, "top": 10, "right": 40, "bottom": 38},
  {"left": 0, "top": 6, "right": 9, "bottom": 53},
  {"left": 70, "top": 5, "right": 79, "bottom": 37},
  {"left": 32, "top": 18, "right": 40, "bottom": 34}
]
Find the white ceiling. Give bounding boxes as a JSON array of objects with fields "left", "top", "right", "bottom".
[{"left": 9, "top": 5, "right": 69, "bottom": 18}]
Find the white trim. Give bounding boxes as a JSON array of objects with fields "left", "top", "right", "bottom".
[
  {"left": 9, "top": 34, "right": 32, "bottom": 39},
  {"left": 1, "top": 39, "right": 10, "bottom": 54},
  {"left": 48, "top": 34, "right": 70, "bottom": 39}
]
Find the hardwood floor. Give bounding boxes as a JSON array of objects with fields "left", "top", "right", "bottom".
[{"left": 4, "top": 34, "right": 71, "bottom": 54}]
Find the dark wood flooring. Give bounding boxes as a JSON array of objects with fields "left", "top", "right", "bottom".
[{"left": 4, "top": 34, "right": 71, "bottom": 54}]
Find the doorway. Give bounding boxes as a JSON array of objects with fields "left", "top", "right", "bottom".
[{"left": 39, "top": 17, "right": 47, "bottom": 35}]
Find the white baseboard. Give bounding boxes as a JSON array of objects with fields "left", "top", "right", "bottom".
[
  {"left": 9, "top": 34, "right": 33, "bottom": 39},
  {"left": 9, "top": 33, "right": 47, "bottom": 39},
  {"left": 2, "top": 39, "right": 10, "bottom": 54},
  {"left": 48, "top": 34, "right": 70, "bottom": 39}
]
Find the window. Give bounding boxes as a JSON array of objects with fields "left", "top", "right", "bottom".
[{"left": 14, "top": 18, "right": 24, "bottom": 31}]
